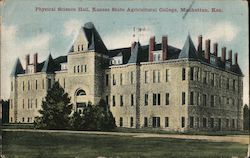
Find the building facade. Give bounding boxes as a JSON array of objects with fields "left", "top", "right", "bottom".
[{"left": 9, "top": 22, "right": 244, "bottom": 131}]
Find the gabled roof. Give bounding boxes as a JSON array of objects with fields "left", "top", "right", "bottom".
[
  {"left": 10, "top": 58, "right": 24, "bottom": 77},
  {"left": 69, "top": 22, "right": 108, "bottom": 54},
  {"left": 178, "top": 35, "right": 199, "bottom": 59}
]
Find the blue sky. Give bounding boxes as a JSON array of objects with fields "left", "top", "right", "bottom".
[{"left": 1, "top": 0, "right": 249, "bottom": 105}]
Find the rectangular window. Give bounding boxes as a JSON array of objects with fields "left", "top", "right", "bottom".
[
  {"left": 81, "top": 65, "right": 83, "bottom": 72},
  {"left": 144, "top": 93, "right": 148, "bottom": 106},
  {"left": 153, "top": 93, "right": 157, "bottom": 106},
  {"left": 190, "top": 67, "right": 194, "bottom": 81},
  {"left": 145, "top": 71, "right": 149, "bottom": 83},
  {"left": 63, "top": 78, "right": 65, "bottom": 88},
  {"left": 84, "top": 65, "right": 87, "bottom": 72},
  {"left": 112, "top": 74, "right": 116, "bottom": 85},
  {"left": 196, "top": 117, "right": 200, "bottom": 128},
  {"left": 30, "top": 99, "right": 32, "bottom": 109},
  {"left": 28, "top": 99, "right": 29, "bottom": 109},
  {"left": 165, "top": 93, "right": 169, "bottom": 105},
  {"left": 119, "top": 117, "right": 123, "bottom": 127},
  {"left": 226, "top": 78, "right": 229, "bottom": 89},
  {"left": 112, "top": 95, "right": 116, "bottom": 107},
  {"left": 203, "top": 118, "right": 207, "bottom": 128},
  {"left": 74, "top": 66, "right": 76, "bottom": 73},
  {"left": 232, "top": 119, "right": 235, "bottom": 128},
  {"left": 211, "top": 73, "right": 215, "bottom": 86},
  {"left": 233, "top": 79, "right": 236, "bottom": 91},
  {"left": 153, "top": 93, "right": 161, "bottom": 106},
  {"left": 35, "top": 99, "right": 38, "bottom": 108},
  {"left": 190, "top": 116, "right": 194, "bottom": 128},
  {"left": 182, "top": 68, "right": 186, "bottom": 80},
  {"left": 106, "top": 74, "right": 109, "bottom": 86},
  {"left": 165, "top": 117, "right": 169, "bottom": 127},
  {"left": 153, "top": 70, "right": 160, "bottom": 83},
  {"left": 203, "top": 71, "right": 207, "bottom": 84},
  {"left": 23, "top": 99, "right": 24, "bottom": 109},
  {"left": 130, "top": 117, "right": 134, "bottom": 127},
  {"left": 157, "top": 70, "right": 161, "bottom": 83},
  {"left": 196, "top": 92, "right": 200, "bottom": 105},
  {"left": 157, "top": 93, "right": 161, "bottom": 105},
  {"left": 106, "top": 95, "right": 109, "bottom": 105},
  {"left": 144, "top": 117, "right": 148, "bottom": 127},
  {"left": 130, "top": 71, "right": 134, "bottom": 84},
  {"left": 23, "top": 81, "right": 25, "bottom": 91},
  {"left": 190, "top": 92, "right": 194, "bottom": 105},
  {"left": 226, "top": 119, "right": 229, "bottom": 128},
  {"left": 120, "top": 74, "right": 123, "bottom": 85},
  {"left": 35, "top": 80, "right": 38, "bottom": 90},
  {"left": 153, "top": 117, "right": 160, "bottom": 128},
  {"left": 218, "top": 118, "right": 222, "bottom": 130},
  {"left": 181, "top": 117, "right": 185, "bottom": 128},
  {"left": 153, "top": 70, "right": 156, "bottom": 83},
  {"left": 210, "top": 118, "right": 214, "bottom": 128},
  {"left": 11, "top": 81, "right": 13, "bottom": 91},
  {"left": 131, "top": 94, "right": 134, "bottom": 106},
  {"left": 166, "top": 69, "right": 169, "bottom": 82},
  {"left": 120, "top": 95, "right": 123, "bottom": 106},
  {"left": 203, "top": 94, "right": 207, "bottom": 106},
  {"left": 42, "top": 79, "right": 44, "bottom": 89},
  {"left": 28, "top": 80, "right": 30, "bottom": 90},
  {"left": 182, "top": 92, "right": 185, "bottom": 105},
  {"left": 211, "top": 95, "right": 214, "bottom": 107}
]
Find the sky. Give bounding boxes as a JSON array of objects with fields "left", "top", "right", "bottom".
[{"left": 0, "top": 0, "right": 249, "bottom": 105}]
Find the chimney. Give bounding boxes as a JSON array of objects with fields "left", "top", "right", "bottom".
[
  {"left": 205, "top": 39, "right": 210, "bottom": 62},
  {"left": 34, "top": 53, "right": 38, "bottom": 73},
  {"left": 228, "top": 50, "right": 232, "bottom": 62},
  {"left": 149, "top": 36, "right": 155, "bottom": 62},
  {"left": 234, "top": 53, "right": 238, "bottom": 65},
  {"left": 162, "top": 36, "right": 168, "bottom": 60},
  {"left": 213, "top": 43, "right": 218, "bottom": 57},
  {"left": 197, "top": 35, "right": 202, "bottom": 52},
  {"left": 25, "top": 54, "right": 30, "bottom": 73},
  {"left": 221, "top": 47, "right": 226, "bottom": 63}
]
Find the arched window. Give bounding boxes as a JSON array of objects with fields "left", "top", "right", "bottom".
[{"left": 76, "top": 89, "right": 86, "bottom": 96}]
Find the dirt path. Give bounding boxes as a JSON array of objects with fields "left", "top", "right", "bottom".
[{"left": 2, "top": 128, "right": 249, "bottom": 144}]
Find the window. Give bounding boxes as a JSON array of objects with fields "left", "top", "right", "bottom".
[
  {"left": 77, "top": 66, "right": 80, "bottom": 73},
  {"left": 81, "top": 65, "right": 83, "bottom": 72},
  {"left": 190, "top": 67, "right": 194, "bottom": 81},
  {"left": 22, "top": 117, "right": 24, "bottom": 122},
  {"left": 153, "top": 117, "right": 160, "bottom": 128},
  {"left": 196, "top": 117, "right": 200, "bottom": 128},
  {"left": 130, "top": 71, "right": 134, "bottom": 84},
  {"left": 81, "top": 45, "right": 84, "bottom": 51},
  {"left": 211, "top": 73, "right": 215, "bottom": 86},
  {"left": 226, "top": 78, "right": 229, "bottom": 89},
  {"left": 106, "top": 74, "right": 109, "bottom": 86},
  {"left": 233, "top": 79, "right": 236, "bottom": 91},
  {"left": 120, "top": 95, "right": 124, "bottom": 106},
  {"left": 181, "top": 117, "right": 185, "bottom": 128},
  {"left": 120, "top": 74, "right": 123, "bottom": 85},
  {"left": 84, "top": 65, "right": 87, "bottom": 72},
  {"left": 78, "top": 45, "right": 80, "bottom": 51},
  {"left": 166, "top": 69, "right": 170, "bottom": 82},
  {"left": 165, "top": 93, "right": 169, "bottom": 105},
  {"left": 35, "top": 99, "right": 38, "bottom": 108},
  {"left": 23, "top": 81, "right": 25, "bottom": 91},
  {"left": 131, "top": 94, "right": 134, "bottom": 106},
  {"left": 182, "top": 92, "right": 185, "bottom": 105},
  {"left": 190, "top": 92, "right": 194, "bottom": 105},
  {"left": 48, "top": 79, "right": 52, "bottom": 89},
  {"left": 153, "top": 70, "right": 160, "bottom": 83},
  {"left": 226, "top": 119, "right": 229, "bottom": 128},
  {"left": 218, "top": 118, "right": 222, "bottom": 130},
  {"left": 210, "top": 118, "right": 214, "bottom": 128},
  {"left": 203, "top": 71, "right": 207, "bottom": 84},
  {"left": 42, "top": 79, "right": 44, "bottom": 89},
  {"left": 196, "top": 67, "right": 199, "bottom": 81},
  {"left": 211, "top": 95, "right": 214, "bottom": 107},
  {"left": 106, "top": 95, "right": 109, "bottom": 105},
  {"left": 28, "top": 80, "right": 30, "bottom": 90},
  {"left": 35, "top": 80, "right": 38, "bottom": 90},
  {"left": 23, "top": 99, "right": 24, "bottom": 109},
  {"left": 112, "top": 74, "right": 116, "bottom": 85},
  {"left": 145, "top": 71, "right": 149, "bottom": 83},
  {"left": 196, "top": 92, "right": 200, "bottom": 105},
  {"left": 144, "top": 117, "right": 148, "bottom": 127},
  {"left": 119, "top": 117, "right": 123, "bottom": 127},
  {"left": 153, "top": 93, "right": 161, "bottom": 106},
  {"left": 63, "top": 78, "right": 65, "bottom": 88},
  {"left": 190, "top": 116, "right": 194, "bottom": 128},
  {"left": 28, "top": 117, "right": 30, "bottom": 123},
  {"left": 30, "top": 99, "right": 32, "bottom": 109},
  {"left": 165, "top": 117, "right": 169, "bottom": 127},
  {"left": 203, "top": 94, "right": 207, "bottom": 106},
  {"left": 74, "top": 66, "right": 76, "bottom": 73},
  {"left": 144, "top": 93, "right": 148, "bottom": 106},
  {"left": 27, "top": 99, "right": 29, "bottom": 109},
  {"left": 182, "top": 68, "right": 186, "bottom": 80},
  {"left": 203, "top": 118, "right": 207, "bottom": 128},
  {"left": 112, "top": 95, "right": 116, "bottom": 107},
  {"left": 232, "top": 119, "right": 235, "bottom": 128},
  {"left": 130, "top": 117, "right": 134, "bottom": 127},
  {"left": 10, "top": 117, "right": 13, "bottom": 123},
  {"left": 76, "top": 89, "right": 86, "bottom": 96}
]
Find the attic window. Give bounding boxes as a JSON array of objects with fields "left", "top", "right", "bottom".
[{"left": 76, "top": 89, "right": 86, "bottom": 96}]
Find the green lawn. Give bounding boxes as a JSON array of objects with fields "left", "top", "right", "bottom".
[{"left": 2, "top": 131, "right": 248, "bottom": 158}]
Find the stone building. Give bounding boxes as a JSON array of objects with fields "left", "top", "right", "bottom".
[{"left": 9, "top": 22, "right": 244, "bottom": 131}]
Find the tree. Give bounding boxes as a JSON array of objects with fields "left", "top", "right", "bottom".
[
  {"left": 34, "top": 81, "right": 72, "bottom": 129},
  {"left": 243, "top": 104, "right": 249, "bottom": 131},
  {"left": 70, "top": 99, "right": 116, "bottom": 131}
]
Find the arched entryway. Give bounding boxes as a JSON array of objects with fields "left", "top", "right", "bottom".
[{"left": 75, "top": 88, "right": 87, "bottom": 113}]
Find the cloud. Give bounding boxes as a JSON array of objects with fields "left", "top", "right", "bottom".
[
  {"left": 204, "top": 21, "right": 238, "bottom": 42},
  {"left": 63, "top": 19, "right": 82, "bottom": 37},
  {"left": 1, "top": 24, "right": 53, "bottom": 100},
  {"left": 103, "top": 25, "right": 156, "bottom": 49}
]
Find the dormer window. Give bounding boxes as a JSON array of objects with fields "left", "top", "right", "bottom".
[
  {"left": 153, "top": 51, "right": 162, "bottom": 62},
  {"left": 60, "top": 63, "right": 68, "bottom": 70},
  {"left": 210, "top": 55, "right": 216, "bottom": 65},
  {"left": 27, "top": 65, "right": 34, "bottom": 74},
  {"left": 225, "top": 61, "right": 231, "bottom": 70},
  {"left": 110, "top": 55, "right": 123, "bottom": 65}
]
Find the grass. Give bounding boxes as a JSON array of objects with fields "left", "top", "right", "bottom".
[{"left": 2, "top": 131, "right": 248, "bottom": 158}]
